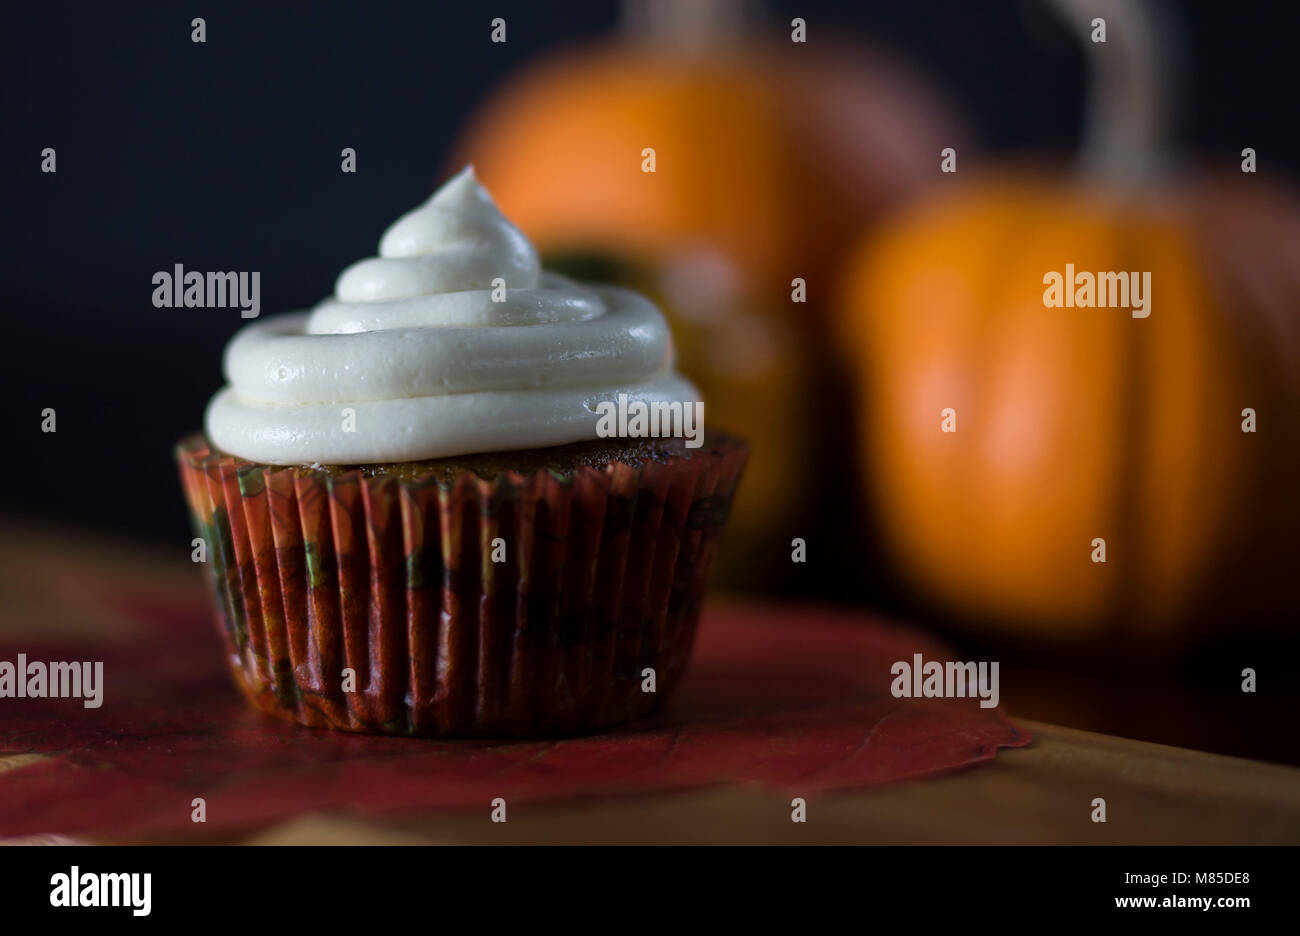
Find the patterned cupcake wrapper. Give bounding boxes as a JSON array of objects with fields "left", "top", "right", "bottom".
[{"left": 176, "top": 434, "right": 747, "bottom": 737}]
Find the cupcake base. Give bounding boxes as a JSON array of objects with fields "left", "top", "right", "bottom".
[{"left": 176, "top": 432, "right": 747, "bottom": 737}]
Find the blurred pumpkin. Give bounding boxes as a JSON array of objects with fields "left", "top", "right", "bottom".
[
  {"left": 453, "top": 0, "right": 965, "bottom": 586},
  {"left": 836, "top": 0, "right": 1300, "bottom": 642}
]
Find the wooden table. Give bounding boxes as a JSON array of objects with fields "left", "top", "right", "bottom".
[
  {"left": 2, "top": 521, "right": 1297, "bottom": 845},
  {"left": 209, "top": 719, "right": 1293, "bottom": 845}
]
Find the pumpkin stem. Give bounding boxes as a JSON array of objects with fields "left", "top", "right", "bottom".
[
  {"left": 621, "top": 0, "right": 758, "bottom": 49},
  {"left": 1049, "top": 0, "right": 1178, "bottom": 185}
]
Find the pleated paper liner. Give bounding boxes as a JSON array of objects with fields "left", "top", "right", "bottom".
[{"left": 176, "top": 432, "right": 747, "bottom": 737}]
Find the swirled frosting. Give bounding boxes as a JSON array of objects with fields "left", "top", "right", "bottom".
[{"left": 205, "top": 167, "right": 699, "bottom": 465}]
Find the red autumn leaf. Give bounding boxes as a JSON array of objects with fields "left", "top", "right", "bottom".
[{"left": 0, "top": 584, "right": 1028, "bottom": 841}]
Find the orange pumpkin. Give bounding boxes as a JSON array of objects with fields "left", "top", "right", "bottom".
[
  {"left": 453, "top": 22, "right": 964, "bottom": 586},
  {"left": 840, "top": 170, "right": 1299, "bottom": 642},
  {"left": 837, "top": 0, "right": 1300, "bottom": 642}
]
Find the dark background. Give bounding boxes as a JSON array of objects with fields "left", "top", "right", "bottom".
[{"left": 3, "top": 0, "right": 1297, "bottom": 545}]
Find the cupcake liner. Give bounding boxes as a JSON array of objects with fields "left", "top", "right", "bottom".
[{"left": 176, "top": 434, "right": 747, "bottom": 737}]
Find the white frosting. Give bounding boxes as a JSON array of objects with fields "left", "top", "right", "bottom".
[{"left": 205, "top": 167, "right": 699, "bottom": 465}]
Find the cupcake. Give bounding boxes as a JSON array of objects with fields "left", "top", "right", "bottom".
[{"left": 177, "top": 167, "right": 747, "bottom": 737}]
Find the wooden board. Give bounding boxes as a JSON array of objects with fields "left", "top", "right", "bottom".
[
  {"left": 2, "top": 519, "right": 1297, "bottom": 845},
  {"left": 228, "top": 719, "right": 1300, "bottom": 845}
]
